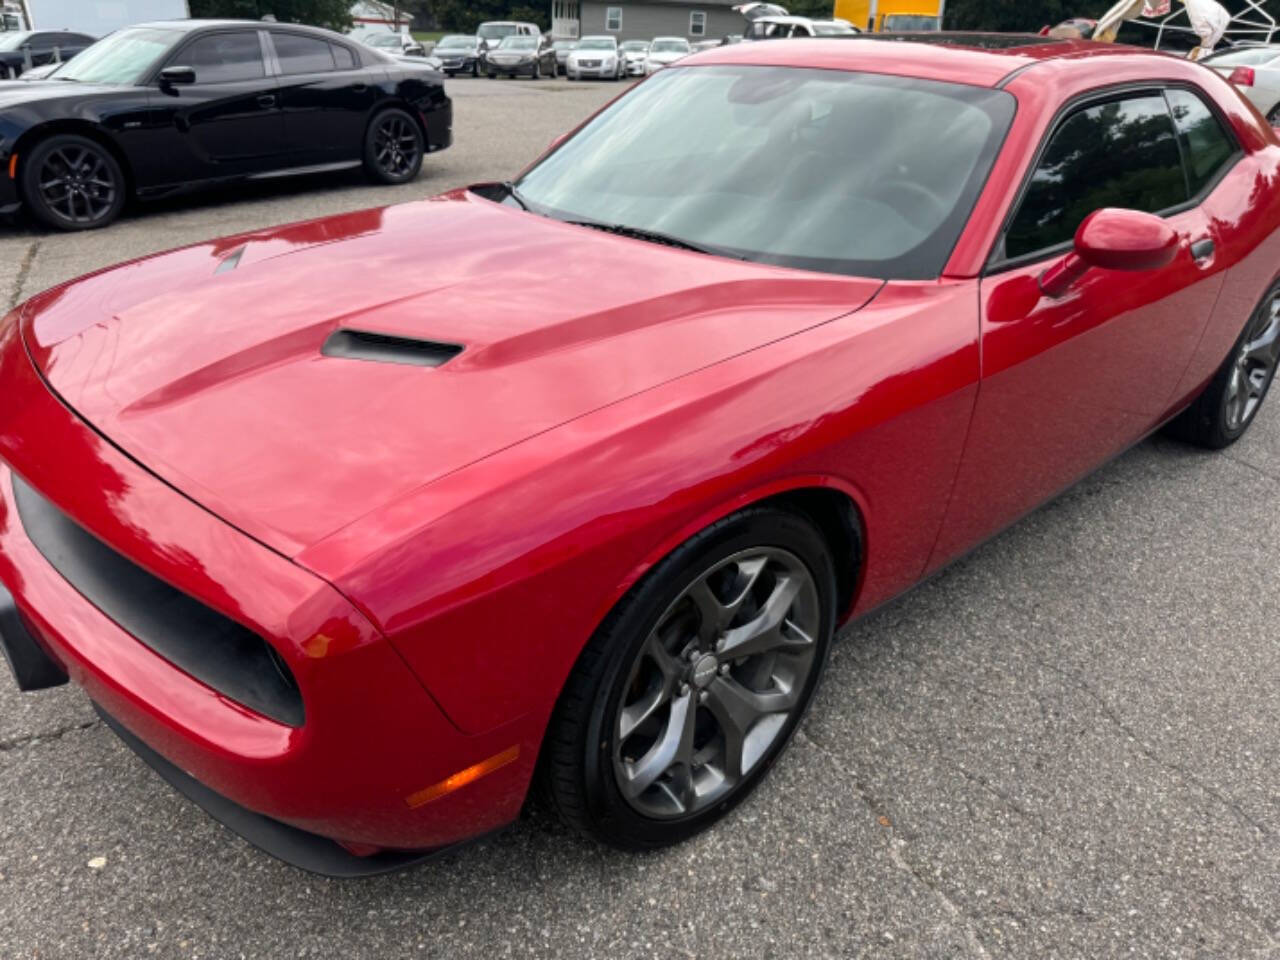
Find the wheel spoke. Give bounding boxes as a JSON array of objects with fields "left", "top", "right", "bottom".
[
  {"left": 620, "top": 688, "right": 697, "bottom": 799},
  {"left": 717, "top": 574, "right": 806, "bottom": 661},
  {"left": 688, "top": 556, "right": 766, "bottom": 641},
  {"left": 1244, "top": 314, "right": 1280, "bottom": 366}
]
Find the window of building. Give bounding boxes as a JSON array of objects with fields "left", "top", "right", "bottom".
[
  {"left": 606, "top": 6, "right": 622, "bottom": 31},
  {"left": 690, "top": 10, "right": 707, "bottom": 36}
]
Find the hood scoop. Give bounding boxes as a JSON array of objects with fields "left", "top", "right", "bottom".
[{"left": 320, "top": 329, "right": 464, "bottom": 368}]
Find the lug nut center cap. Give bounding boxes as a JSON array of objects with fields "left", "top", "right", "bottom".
[{"left": 690, "top": 653, "right": 718, "bottom": 689}]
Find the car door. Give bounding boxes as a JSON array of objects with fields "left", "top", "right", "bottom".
[
  {"left": 269, "top": 31, "right": 378, "bottom": 167},
  {"left": 928, "top": 88, "right": 1232, "bottom": 569},
  {"left": 147, "top": 29, "right": 285, "bottom": 183}
]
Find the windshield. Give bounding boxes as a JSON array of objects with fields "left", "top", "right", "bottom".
[
  {"left": 621, "top": 41, "right": 649, "bottom": 51},
  {"left": 499, "top": 36, "right": 536, "bottom": 49},
  {"left": 884, "top": 15, "right": 941, "bottom": 31},
  {"left": 650, "top": 39, "right": 689, "bottom": 53},
  {"left": 1206, "top": 47, "right": 1280, "bottom": 66},
  {"left": 478, "top": 23, "right": 518, "bottom": 40},
  {"left": 0, "top": 30, "right": 31, "bottom": 50},
  {"left": 577, "top": 38, "right": 615, "bottom": 50},
  {"left": 367, "top": 34, "right": 401, "bottom": 47},
  {"left": 52, "top": 27, "right": 174, "bottom": 84},
  {"left": 437, "top": 35, "right": 476, "bottom": 49},
  {"left": 814, "top": 22, "right": 856, "bottom": 35},
  {"left": 514, "top": 66, "right": 1014, "bottom": 280},
  {"left": 554, "top": 40, "right": 577, "bottom": 50}
]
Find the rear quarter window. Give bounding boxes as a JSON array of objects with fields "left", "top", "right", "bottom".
[{"left": 1166, "top": 87, "right": 1238, "bottom": 196}]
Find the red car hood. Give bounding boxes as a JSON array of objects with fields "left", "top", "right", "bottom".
[{"left": 21, "top": 192, "right": 880, "bottom": 556}]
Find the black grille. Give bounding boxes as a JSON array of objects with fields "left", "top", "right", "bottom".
[{"left": 13, "top": 474, "right": 304, "bottom": 726}]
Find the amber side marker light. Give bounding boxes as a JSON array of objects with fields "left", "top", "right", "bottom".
[
  {"left": 405, "top": 745, "right": 520, "bottom": 809},
  {"left": 7, "top": 154, "right": 17, "bottom": 180}
]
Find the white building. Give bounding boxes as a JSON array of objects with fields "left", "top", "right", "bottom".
[{"left": 350, "top": 0, "right": 413, "bottom": 34}]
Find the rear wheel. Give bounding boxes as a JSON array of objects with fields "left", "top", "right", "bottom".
[
  {"left": 362, "top": 108, "right": 423, "bottom": 185},
  {"left": 532, "top": 61, "right": 541, "bottom": 80},
  {"left": 1166, "top": 282, "right": 1280, "bottom": 448},
  {"left": 540, "top": 506, "right": 837, "bottom": 850},
  {"left": 21, "top": 134, "right": 125, "bottom": 231}
]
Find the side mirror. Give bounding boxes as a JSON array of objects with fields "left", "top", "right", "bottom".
[
  {"left": 158, "top": 65, "right": 196, "bottom": 86},
  {"left": 1039, "top": 208, "right": 1179, "bottom": 298}
]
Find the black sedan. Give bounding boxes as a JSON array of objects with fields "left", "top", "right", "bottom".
[
  {"left": 434, "top": 34, "right": 483, "bottom": 76},
  {"left": 483, "top": 35, "right": 557, "bottom": 79},
  {"left": 0, "top": 30, "right": 96, "bottom": 79},
  {"left": 0, "top": 20, "right": 452, "bottom": 231}
]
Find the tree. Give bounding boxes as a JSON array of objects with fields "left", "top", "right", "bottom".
[{"left": 187, "top": 0, "right": 353, "bottom": 30}]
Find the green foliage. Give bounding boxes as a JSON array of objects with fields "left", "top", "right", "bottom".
[{"left": 188, "top": 0, "right": 353, "bottom": 30}]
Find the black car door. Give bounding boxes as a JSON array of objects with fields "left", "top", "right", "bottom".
[
  {"left": 147, "top": 28, "right": 286, "bottom": 183},
  {"left": 268, "top": 31, "right": 379, "bottom": 167}
]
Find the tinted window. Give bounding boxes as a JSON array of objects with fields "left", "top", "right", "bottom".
[
  {"left": 1167, "top": 88, "right": 1236, "bottom": 196},
  {"left": 1005, "top": 95, "right": 1186, "bottom": 260},
  {"left": 331, "top": 42, "right": 355, "bottom": 69},
  {"left": 274, "top": 32, "right": 335, "bottom": 74},
  {"left": 182, "top": 31, "right": 264, "bottom": 83}
]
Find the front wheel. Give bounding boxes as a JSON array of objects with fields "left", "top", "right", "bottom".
[
  {"left": 21, "top": 134, "right": 126, "bottom": 231},
  {"left": 362, "top": 108, "right": 424, "bottom": 185},
  {"left": 1167, "top": 282, "right": 1280, "bottom": 448},
  {"left": 540, "top": 506, "right": 837, "bottom": 850},
  {"left": 532, "top": 62, "right": 540, "bottom": 80}
]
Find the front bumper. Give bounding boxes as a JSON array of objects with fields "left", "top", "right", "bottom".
[
  {"left": 0, "top": 308, "right": 534, "bottom": 871},
  {"left": 625, "top": 60, "right": 646, "bottom": 76},
  {"left": 486, "top": 60, "right": 536, "bottom": 76},
  {"left": 569, "top": 61, "right": 619, "bottom": 78}
]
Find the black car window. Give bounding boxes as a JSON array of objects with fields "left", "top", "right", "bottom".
[
  {"left": 331, "top": 42, "right": 356, "bottom": 69},
  {"left": 274, "top": 32, "right": 336, "bottom": 74},
  {"left": 1166, "top": 88, "right": 1237, "bottom": 197},
  {"left": 181, "top": 31, "right": 265, "bottom": 83},
  {"left": 1004, "top": 94, "right": 1187, "bottom": 261}
]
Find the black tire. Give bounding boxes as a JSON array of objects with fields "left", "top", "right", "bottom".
[
  {"left": 1166, "top": 280, "right": 1280, "bottom": 449},
  {"left": 540, "top": 506, "right": 838, "bottom": 851},
  {"left": 472, "top": 62, "right": 479, "bottom": 77},
  {"left": 487, "top": 72, "right": 495, "bottom": 79},
  {"left": 21, "top": 133, "right": 126, "bottom": 232},
  {"left": 532, "top": 62, "right": 540, "bottom": 80},
  {"left": 362, "top": 108, "right": 424, "bottom": 185}
]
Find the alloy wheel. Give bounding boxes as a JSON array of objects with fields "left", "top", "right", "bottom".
[
  {"left": 373, "top": 115, "right": 420, "bottom": 179},
  {"left": 612, "top": 547, "right": 821, "bottom": 819},
  {"left": 37, "top": 144, "right": 117, "bottom": 226},
  {"left": 1225, "top": 292, "right": 1280, "bottom": 432}
]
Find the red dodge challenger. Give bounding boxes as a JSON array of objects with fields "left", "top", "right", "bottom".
[{"left": 1, "top": 34, "right": 1278, "bottom": 875}]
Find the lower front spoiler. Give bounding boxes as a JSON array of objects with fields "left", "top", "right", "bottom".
[
  {"left": 94, "top": 704, "right": 442, "bottom": 878},
  {"left": 0, "top": 580, "right": 67, "bottom": 691}
]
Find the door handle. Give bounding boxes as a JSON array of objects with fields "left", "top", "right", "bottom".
[
  {"left": 257, "top": 94, "right": 277, "bottom": 108},
  {"left": 1190, "top": 237, "right": 1216, "bottom": 262}
]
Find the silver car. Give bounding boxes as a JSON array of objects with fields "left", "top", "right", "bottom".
[
  {"left": 566, "top": 35, "right": 623, "bottom": 81},
  {"left": 620, "top": 40, "right": 650, "bottom": 77},
  {"left": 1205, "top": 45, "right": 1280, "bottom": 124}
]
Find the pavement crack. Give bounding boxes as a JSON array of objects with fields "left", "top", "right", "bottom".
[
  {"left": 7, "top": 239, "right": 40, "bottom": 311},
  {"left": 1221, "top": 452, "right": 1280, "bottom": 486},
  {"left": 0, "top": 718, "right": 101, "bottom": 753},
  {"left": 796, "top": 726, "right": 994, "bottom": 959},
  {"left": 1042, "top": 661, "right": 1272, "bottom": 838}
]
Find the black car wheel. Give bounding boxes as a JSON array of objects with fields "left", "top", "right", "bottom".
[
  {"left": 21, "top": 134, "right": 126, "bottom": 232},
  {"left": 362, "top": 109, "right": 424, "bottom": 185},
  {"left": 540, "top": 505, "right": 838, "bottom": 850},
  {"left": 532, "top": 61, "right": 541, "bottom": 80},
  {"left": 1167, "top": 281, "right": 1280, "bottom": 448},
  {"left": 472, "top": 62, "right": 479, "bottom": 77}
]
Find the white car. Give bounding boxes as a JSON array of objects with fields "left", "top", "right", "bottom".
[
  {"left": 566, "top": 35, "right": 623, "bottom": 80},
  {"left": 361, "top": 31, "right": 426, "bottom": 57},
  {"left": 644, "top": 37, "right": 691, "bottom": 74},
  {"left": 1204, "top": 44, "right": 1280, "bottom": 125},
  {"left": 743, "top": 16, "right": 858, "bottom": 39},
  {"left": 620, "top": 39, "right": 650, "bottom": 76}
]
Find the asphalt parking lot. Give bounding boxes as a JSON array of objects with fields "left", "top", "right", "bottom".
[{"left": 2, "top": 74, "right": 1279, "bottom": 960}]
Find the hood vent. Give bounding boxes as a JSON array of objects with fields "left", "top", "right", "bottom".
[{"left": 321, "top": 329, "right": 463, "bottom": 367}]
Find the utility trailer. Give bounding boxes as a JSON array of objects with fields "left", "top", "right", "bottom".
[{"left": 11, "top": 0, "right": 190, "bottom": 36}]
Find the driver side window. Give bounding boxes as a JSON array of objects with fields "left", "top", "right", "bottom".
[
  {"left": 177, "top": 31, "right": 265, "bottom": 84},
  {"left": 1003, "top": 94, "right": 1186, "bottom": 261}
]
